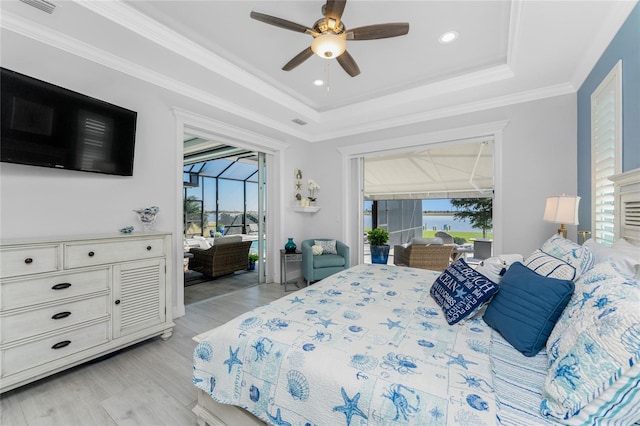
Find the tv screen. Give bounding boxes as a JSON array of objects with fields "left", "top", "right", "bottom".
[{"left": 1, "top": 68, "right": 137, "bottom": 176}]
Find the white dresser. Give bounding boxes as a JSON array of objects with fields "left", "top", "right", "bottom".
[{"left": 0, "top": 232, "right": 174, "bottom": 392}]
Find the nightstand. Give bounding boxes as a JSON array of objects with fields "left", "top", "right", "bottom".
[{"left": 280, "top": 249, "right": 302, "bottom": 291}]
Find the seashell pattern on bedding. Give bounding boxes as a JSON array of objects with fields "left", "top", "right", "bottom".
[{"left": 193, "top": 263, "right": 497, "bottom": 425}]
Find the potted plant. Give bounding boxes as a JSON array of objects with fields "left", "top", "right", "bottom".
[
  {"left": 367, "top": 227, "right": 390, "bottom": 264},
  {"left": 248, "top": 253, "right": 259, "bottom": 270}
]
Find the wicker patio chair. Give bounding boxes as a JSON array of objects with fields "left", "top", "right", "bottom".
[
  {"left": 188, "top": 240, "right": 252, "bottom": 278},
  {"left": 393, "top": 243, "right": 454, "bottom": 272}
]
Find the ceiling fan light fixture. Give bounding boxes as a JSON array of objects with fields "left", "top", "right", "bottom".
[{"left": 311, "top": 33, "right": 346, "bottom": 58}]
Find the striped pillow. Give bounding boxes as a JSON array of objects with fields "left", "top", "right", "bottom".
[{"left": 524, "top": 249, "right": 577, "bottom": 281}]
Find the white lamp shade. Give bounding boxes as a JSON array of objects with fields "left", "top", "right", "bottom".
[
  {"left": 543, "top": 195, "right": 580, "bottom": 225},
  {"left": 311, "top": 33, "right": 346, "bottom": 59}
]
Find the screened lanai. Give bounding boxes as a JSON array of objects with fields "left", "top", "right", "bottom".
[
  {"left": 183, "top": 137, "right": 259, "bottom": 238},
  {"left": 363, "top": 140, "right": 494, "bottom": 247}
]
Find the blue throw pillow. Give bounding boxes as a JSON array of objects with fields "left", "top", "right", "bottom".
[
  {"left": 483, "top": 262, "right": 574, "bottom": 357},
  {"left": 430, "top": 258, "right": 499, "bottom": 325}
]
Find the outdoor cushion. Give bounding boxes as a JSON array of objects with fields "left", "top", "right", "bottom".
[
  {"left": 410, "top": 237, "right": 443, "bottom": 246},
  {"left": 214, "top": 235, "right": 243, "bottom": 245}
]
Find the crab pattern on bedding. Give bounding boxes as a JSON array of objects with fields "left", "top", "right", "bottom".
[{"left": 193, "top": 263, "right": 497, "bottom": 425}]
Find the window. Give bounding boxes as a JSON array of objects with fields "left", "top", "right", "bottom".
[{"left": 591, "top": 60, "right": 622, "bottom": 246}]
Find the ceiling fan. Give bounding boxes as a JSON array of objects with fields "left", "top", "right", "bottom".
[{"left": 250, "top": 0, "right": 409, "bottom": 77}]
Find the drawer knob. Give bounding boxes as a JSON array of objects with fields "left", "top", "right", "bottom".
[
  {"left": 115, "top": 299, "right": 121, "bottom": 305},
  {"left": 52, "top": 283, "right": 72, "bottom": 290},
  {"left": 88, "top": 251, "right": 95, "bottom": 257},
  {"left": 52, "top": 311, "right": 71, "bottom": 320},
  {"left": 146, "top": 246, "right": 152, "bottom": 251},
  {"left": 24, "top": 258, "right": 33, "bottom": 264},
  {"left": 51, "top": 340, "right": 71, "bottom": 350}
]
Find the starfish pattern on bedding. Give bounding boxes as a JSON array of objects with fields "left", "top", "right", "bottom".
[
  {"left": 380, "top": 318, "right": 404, "bottom": 330},
  {"left": 223, "top": 346, "right": 243, "bottom": 373},
  {"left": 445, "top": 353, "right": 478, "bottom": 370},
  {"left": 333, "top": 387, "right": 368, "bottom": 425},
  {"left": 266, "top": 408, "right": 291, "bottom": 426},
  {"left": 318, "top": 318, "right": 337, "bottom": 328}
]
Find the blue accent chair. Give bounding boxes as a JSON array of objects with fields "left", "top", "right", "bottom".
[{"left": 301, "top": 239, "right": 350, "bottom": 285}]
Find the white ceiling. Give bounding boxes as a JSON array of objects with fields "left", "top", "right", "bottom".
[{"left": 1, "top": 0, "right": 636, "bottom": 144}]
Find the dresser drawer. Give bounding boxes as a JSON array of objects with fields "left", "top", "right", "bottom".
[
  {"left": 0, "top": 245, "right": 60, "bottom": 279},
  {"left": 64, "top": 237, "right": 165, "bottom": 269},
  {"left": 2, "top": 321, "right": 109, "bottom": 377},
  {"left": 1, "top": 295, "right": 109, "bottom": 344},
  {"left": 1, "top": 268, "right": 110, "bottom": 311}
]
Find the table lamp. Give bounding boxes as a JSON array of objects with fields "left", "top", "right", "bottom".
[{"left": 543, "top": 194, "right": 580, "bottom": 239}]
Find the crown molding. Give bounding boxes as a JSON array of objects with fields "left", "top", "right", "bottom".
[
  {"left": 311, "top": 83, "right": 575, "bottom": 143},
  {"left": 74, "top": 0, "right": 321, "bottom": 123},
  {"left": 570, "top": 0, "right": 638, "bottom": 90},
  {"left": 0, "top": 10, "right": 309, "bottom": 141}
]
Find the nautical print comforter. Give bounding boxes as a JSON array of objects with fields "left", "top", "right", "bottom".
[{"left": 193, "top": 263, "right": 497, "bottom": 425}]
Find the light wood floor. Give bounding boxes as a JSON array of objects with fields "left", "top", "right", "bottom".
[{"left": 1, "top": 281, "right": 291, "bottom": 426}]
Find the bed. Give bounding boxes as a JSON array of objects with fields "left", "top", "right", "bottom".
[{"left": 192, "top": 169, "right": 640, "bottom": 426}]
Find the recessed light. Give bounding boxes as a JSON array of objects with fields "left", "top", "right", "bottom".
[
  {"left": 439, "top": 31, "right": 459, "bottom": 44},
  {"left": 313, "top": 79, "right": 324, "bottom": 86}
]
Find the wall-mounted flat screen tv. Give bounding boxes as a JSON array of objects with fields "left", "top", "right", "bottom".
[{"left": 1, "top": 68, "right": 137, "bottom": 176}]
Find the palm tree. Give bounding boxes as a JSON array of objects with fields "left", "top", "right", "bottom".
[{"left": 450, "top": 198, "right": 493, "bottom": 238}]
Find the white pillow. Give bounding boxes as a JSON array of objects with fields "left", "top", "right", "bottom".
[
  {"left": 311, "top": 245, "right": 323, "bottom": 256},
  {"left": 475, "top": 254, "right": 523, "bottom": 283},
  {"left": 583, "top": 238, "right": 638, "bottom": 278},
  {"left": 612, "top": 238, "right": 640, "bottom": 279},
  {"left": 192, "top": 236, "right": 211, "bottom": 249}
]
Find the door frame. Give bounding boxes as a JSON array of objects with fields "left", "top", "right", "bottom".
[
  {"left": 339, "top": 120, "right": 508, "bottom": 266},
  {"left": 172, "top": 108, "right": 287, "bottom": 318}
]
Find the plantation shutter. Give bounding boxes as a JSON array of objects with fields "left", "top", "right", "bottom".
[{"left": 591, "top": 61, "right": 622, "bottom": 246}]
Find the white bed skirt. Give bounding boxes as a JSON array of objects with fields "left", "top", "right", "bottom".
[{"left": 193, "top": 388, "right": 266, "bottom": 426}]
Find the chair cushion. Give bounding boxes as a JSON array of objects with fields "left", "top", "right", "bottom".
[
  {"left": 214, "top": 235, "right": 243, "bottom": 245},
  {"left": 410, "top": 237, "right": 443, "bottom": 246},
  {"left": 311, "top": 245, "right": 324, "bottom": 255},
  {"left": 313, "top": 254, "right": 345, "bottom": 268}
]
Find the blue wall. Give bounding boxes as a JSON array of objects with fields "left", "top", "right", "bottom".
[{"left": 577, "top": 3, "right": 640, "bottom": 228}]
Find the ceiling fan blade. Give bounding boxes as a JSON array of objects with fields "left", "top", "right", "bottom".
[
  {"left": 250, "top": 11, "right": 315, "bottom": 35},
  {"left": 336, "top": 50, "right": 360, "bottom": 77},
  {"left": 345, "top": 23, "right": 410, "bottom": 40},
  {"left": 282, "top": 47, "right": 314, "bottom": 71},
  {"left": 324, "top": 0, "right": 347, "bottom": 22}
]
